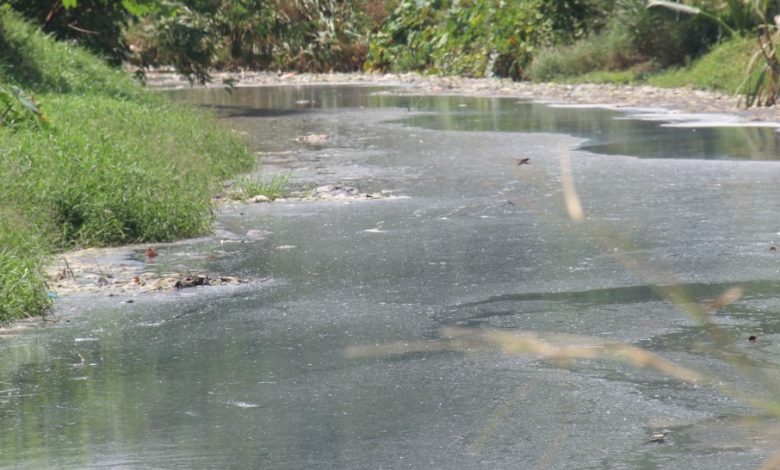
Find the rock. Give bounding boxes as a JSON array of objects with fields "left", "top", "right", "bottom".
[
  {"left": 249, "top": 194, "right": 271, "bottom": 203},
  {"left": 315, "top": 184, "right": 336, "bottom": 194}
]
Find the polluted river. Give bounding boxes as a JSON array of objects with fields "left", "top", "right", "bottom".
[{"left": 3, "top": 85, "right": 780, "bottom": 468}]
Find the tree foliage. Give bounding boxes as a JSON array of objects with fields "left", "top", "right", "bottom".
[
  {"left": 364, "top": 0, "right": 607, "bottom": 80},
  {"left": 128, "top": 0, "right": 384, "bottom": 84},
  {"left": 6, "top": 0, "right": 135, "bottom": 65}
]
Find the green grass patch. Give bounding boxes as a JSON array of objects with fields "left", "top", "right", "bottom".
[
  {"left": 527, "top": 24, "right": 649, "bottom": 83},
  {"left": 2, "top": 95, "right": 253, "bottom": 247},
  {"left": 227, "top": 174, "right": 289, "bottom": 201},
  {"left": 0, "top": 209, "right": 52, "bottom": 323},
  {"left": 0, "top": 9, "right": 255, "bottom": 322},
  {"left": 0, "top": 6, "right": 141, "bottom": 99},
  {"left": 646, "top": 35, "right": 755, "bottom": 94},
  {"left": 529, "top": 30, "right": 757, "bottom": 97}
]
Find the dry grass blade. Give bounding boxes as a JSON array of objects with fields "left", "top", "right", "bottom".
[
  {"left": 346, "top": 327, "right": 703, "bottom": 384},
  {"left": 760, "top": 453, "right": 780, "bottom": 470},
  {"left": 706, "top": 286, "right": 744, "bottom": 310},
  {"left": 446, "top": 327, "right": 703, "bottom": 383},
  {"left": 647, "top": 0, "right": 701, "bottom": 16},
  {"left": 559, "top": 153, "right": 583, "bottom": 222}
]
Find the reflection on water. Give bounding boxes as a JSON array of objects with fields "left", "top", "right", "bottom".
[
  {"left": 397, "top": 98, "right": 780, "bottom": 161},
  {"left": 170, "top": 85, "right": 780, "bottom": 160},
  {"left": 2, "top": 86, "right": 780, "bottom": 468}
]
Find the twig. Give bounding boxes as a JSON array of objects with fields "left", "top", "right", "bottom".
[
  {"left": 66, "top": 23, "right": 100, "bottom": 35},
  {"left": 62, "top": 257, "right": 75, "bottom": 279}
]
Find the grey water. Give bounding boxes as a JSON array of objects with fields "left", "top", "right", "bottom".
[{"left": 3, "top": 86, "right": 780, "bottom": 469}]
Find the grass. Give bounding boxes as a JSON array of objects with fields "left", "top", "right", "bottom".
[
  {"left": 0, "top": 9, "right": 254, "bottom": 323},
  {"left": 0, "top": 6, "right": 141, "bottom": 99},
  {"left": 0, "top": 209, "right": 52, "bottom": 321},
  {"left": 226, "top": 174, "right": 290, "bottom": 201},
  {"left": 530, "top": 29, "right": 756, "bottom": 96},
  {"left": 646, "top": 35, "right": 755, "bottom": 94},
  {"left": 527, "top": 25, "right": 647, "bottom": 83}
]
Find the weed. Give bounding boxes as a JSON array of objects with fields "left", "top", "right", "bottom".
[
  {"left": 0, "top": 85, "right": 48, "bottom": 129},
  {"left": 227, "top": 174, "right": 289, "bottom": 201},
  {"left": 648, "top": 36, "right": 754, "bottom": 93}
]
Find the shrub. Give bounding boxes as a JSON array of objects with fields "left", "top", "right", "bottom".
[
  {"left": 527, "top": 23, "right": 645, "bottom": 81},
  {"left": 128, "top": 0, "right": 383, "bottom": 83},
  {"left": 527, "top": 0, "right": 724, "bottom": 82},
  {"left": 647, "top": 35, "right": 755, "bottom": 94},
  {"left": 7, "top": 0, "right": 132, "bottom": 66},
  {"left": 365, "top": 0, "right": 608, "bottom": 80}
]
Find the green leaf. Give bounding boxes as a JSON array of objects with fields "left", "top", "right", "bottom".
[
  {"left": 122, "top": 0, "right": 152, "bottom": 17},
  {"left": 10, "top": 87, "right": 40, "bottom": 116},
  {"left": 61, "top": 0, "right": 78, "bottom": 9}
]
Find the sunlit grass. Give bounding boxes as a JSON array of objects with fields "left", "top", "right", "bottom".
[
  {"left": 2, "top": 95, "right": 253, "bottom": 247},
  {"left": 226, "top": 173, "right": 289, "bottom": 201},
  {"left": 0, "top": 9, "right": 255, "bottom": 322},
  {"left": 0, "top": 209, "right": 51, "bottom": 323},
  {"left": 647, "top": 35, "right": 754, "bottom": 94},
  {"left": 0, "top": 7, "right": 141, "bottom": 99}
]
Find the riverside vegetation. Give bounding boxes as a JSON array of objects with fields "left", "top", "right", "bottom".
[
  {"left": 0, "top": 8, "right": 254, "bottom": 323},
  {"left": 9, "top": 0, "right": 780, "bottom": 98}
]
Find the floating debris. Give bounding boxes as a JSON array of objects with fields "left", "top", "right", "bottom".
[
  {"left": 223, "top": 400, "right": 260, "bottom": 409},
  {"left": 517, "top": 157, "right": 530, "bottom": 165},
  {"left": 167, "top": 274, "right": 248, "bottom": 290},
  {"left": 749, "top": 335, "right": 758, "bottom": 342},
  {"left": 295, "top": 133, "right": 329, "bottom": 145},
  {"left": 649, "top": 430, "right": 669, "bottom": 444},
  {"left": 46, "top": 249, "right": 251, "bottom": 297},
  {"left": 286, "top": 184, "right": 394, "bottom": 201}
]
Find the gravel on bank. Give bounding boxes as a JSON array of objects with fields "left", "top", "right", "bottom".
[{"left": 144, "top": 70, "right": 780, "bottom": 124}]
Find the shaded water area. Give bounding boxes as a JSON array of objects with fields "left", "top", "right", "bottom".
[{"left": 3, "top": 86, "right": 780, "bottom": 468}]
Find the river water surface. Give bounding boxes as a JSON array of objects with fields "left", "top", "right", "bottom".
[{"left": 3, "top": 86, "right": 780, "bottom": 468}]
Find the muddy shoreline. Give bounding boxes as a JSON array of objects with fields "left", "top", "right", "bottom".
[{"left": 144, "top": 70, "right": 780, "bottom": 124}]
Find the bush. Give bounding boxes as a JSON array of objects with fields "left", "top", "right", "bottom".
[
  {"left": 647, "top": 35, "right": 755, "bottom": 94},
  {"left": 527, "top": 0, "right": 724, "bottom": 82},
  {"left": 527, "top": 23, "right": 645, "bottom": 81},
  {"left": 128, "top": 0, "right": 383, "bottom": 83},
  {"left": 365, "top": 0, "right": 608, "bottom": 80},
  {"left": 630, "top": 2, "right": 720, "bottom": 68},
  {"left": 7, "top": 0, "right": 132, "bottom": 66}
]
